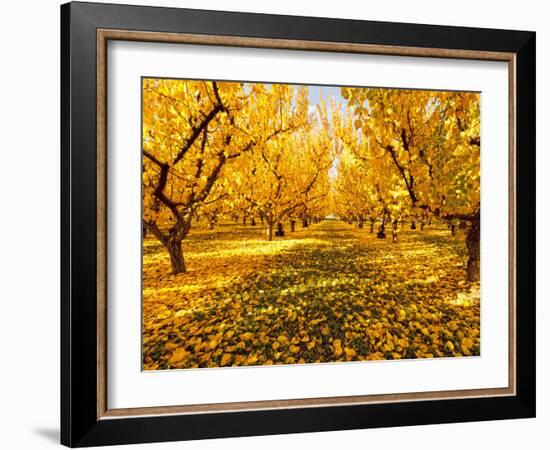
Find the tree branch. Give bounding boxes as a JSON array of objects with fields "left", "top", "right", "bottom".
[
  {"left": 386, "top": 144, "right": 417, "bottom": 205},
  {"left": 143, "top": 149, "right": 165, "bottom": 167},
  {"left": 172, "top": 104, "right": 223, "bottom": 166}
]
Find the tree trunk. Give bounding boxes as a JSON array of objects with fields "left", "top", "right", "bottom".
[
  {"left": 242, "top": 215, "right": 247, "bottom": 226},
  {"left": 302, "top": 217, "right": 308, "bottom": 228},
  {"left": 290, "top": 220, "right": 296, "bottom": 232},
  {"left": 166, "top": 239, "right": 186, "bottom": 274},
  {"left": 451, "top": 224, "right": 456, "bottom": 236},
  {"left": 144, "top": 216, "right": 192, "bottom": 275},
  {"left": 250, "top": 217, "right": 256, "bottom": 226},
  {"left": 411, "top": 220, "right": 416, "bottom": 230},
  {"left": 266, "top": 224, "right": 274, "bottom": 241},
  {"left": 466, "top": 213, "right": 480, "bottom": 282},
  {"left": 376, "top": 222, "right": 386, "bottom": 239},
  {"left": 358, "top": 217, "right": 364, "bottom": 228},
  {"left": 369, "top": 220, "right": 374, "bottom": 233}
]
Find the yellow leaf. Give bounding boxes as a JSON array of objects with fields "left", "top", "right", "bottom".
[
  {"left": 461, "top": 337, "right": 473, "bottom": 350},
  {"left": 448, "top": 321, "right": 458, "bottom": 331},
  {"left": 209, "top": 332, "right": 223, "bottom": 349},
  {"left": 169, "top": 348, "right": 188, "bottom": 364},
  {"left": 397, "top": 309, "right": 406, "bottom": 321},
  {"left": 333, "top": 339, "right": 343, "bottom": 357},
  {"left": 344, "top": 347, "right": 356, "bottom": 358},
  {"left": 221, "top": 353, "right": 232, "bottom": 366},
  {"left": 277, "top": 335, "right": 289, "bottom": 345},
  {"left": 240, "top": 332, "right": 254, "bottom": 342}
]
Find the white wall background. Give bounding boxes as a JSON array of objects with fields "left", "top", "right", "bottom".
[{"left": 0, "top": 0, "right": 545, "bottom": 448}]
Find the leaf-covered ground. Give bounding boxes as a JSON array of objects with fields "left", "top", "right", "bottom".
[{"left": 142, "top": 220, "right": 480, "bottom": 370}]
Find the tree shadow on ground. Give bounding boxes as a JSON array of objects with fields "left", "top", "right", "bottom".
[{"left": 143, "top": 221, "right": 480, "bottom": 369}]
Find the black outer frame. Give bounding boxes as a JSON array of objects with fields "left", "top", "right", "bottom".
[{"left": 60, "top": 1, "right": 536, "bottom": 447}]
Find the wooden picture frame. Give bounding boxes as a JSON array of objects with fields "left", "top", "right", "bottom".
[{"left": 61, "top": 1, "right": 535, "bottom": 447}]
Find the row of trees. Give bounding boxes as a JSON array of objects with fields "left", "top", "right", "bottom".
[
  {"left": 142, "top": 80, "right": 333, "bottom": 274},
  {"left": 142, "top": 80, "right": 480, "bottom": 281},
  {"left": 333, "top": 89, "right": 480, "bottom": 280}
]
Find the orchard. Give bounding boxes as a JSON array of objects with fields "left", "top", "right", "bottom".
[{"left": 141, "top": 80, "right": 481, "bottom": 369}]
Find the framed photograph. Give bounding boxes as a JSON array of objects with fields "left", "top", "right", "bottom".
[{"left": 61, "top": 1, "right": 535, "bottom": 447}]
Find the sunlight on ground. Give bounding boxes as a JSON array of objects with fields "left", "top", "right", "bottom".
[
  {"left": 187, "top": 238, "right": 329, "bottom": 259},
  {"left": 447, "top": 285, "right": 480, "bottom": 307},
  {"left": 142, "top": 220, "right": 480, "bottom": 370}
]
